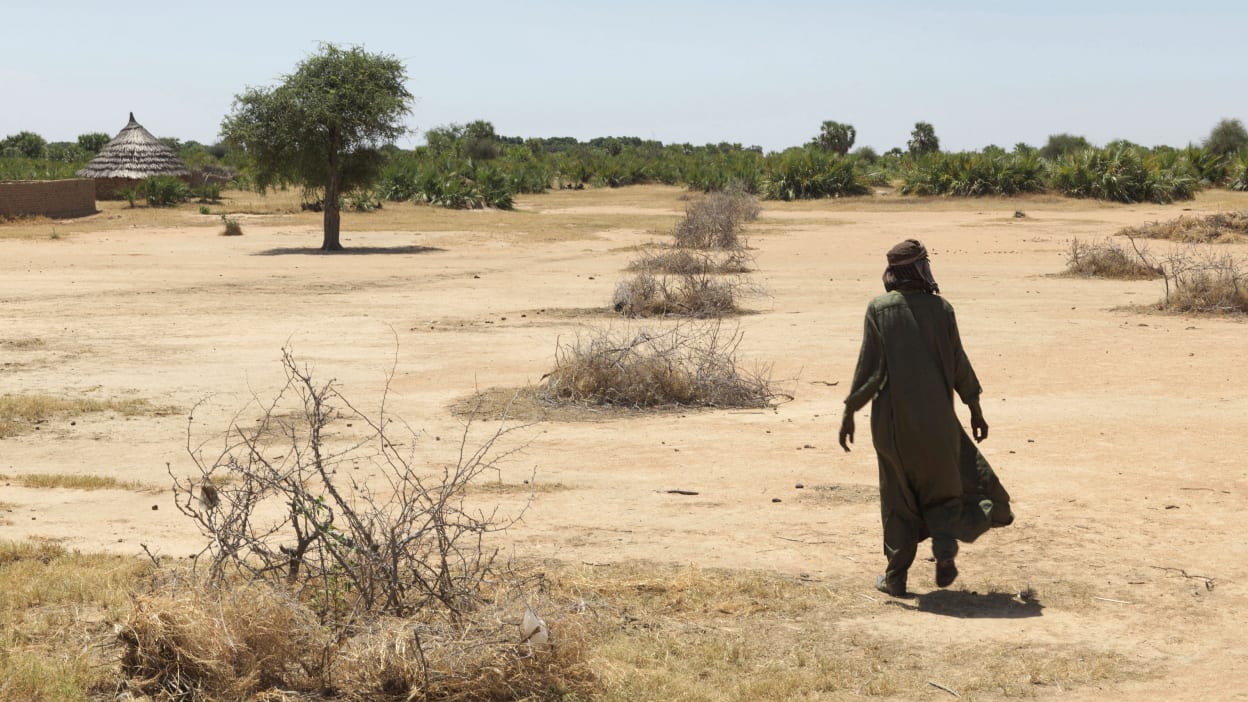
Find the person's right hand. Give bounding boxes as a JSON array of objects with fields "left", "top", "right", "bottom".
[
  {"left": 971, "top": 413, "right": 989, "bottom": 443},
  {"left": 838, "top": 413, "right": 855, "bottom": 452}
]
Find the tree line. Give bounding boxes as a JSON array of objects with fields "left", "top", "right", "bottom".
[{"left": 6, "top": 44, "right": 1248, "bottom": 250}]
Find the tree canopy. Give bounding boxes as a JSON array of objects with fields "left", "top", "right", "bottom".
[
  {"left": 1204, "top": 118, "right": 1248, "bottom": 157},
  {"left": 76, "top": 132, "right": 111, "bottom": 153},
  {"left": 907, "top": 122, "right": 940, "bottom": 156},
  {"left": 811, "top": 121, "right": 856, "bottom": 156},
  {"left": 221, "top": 43, "right": 412, "bottom": 250},
  {"left": 1, "top": 131, "right": 48, "bottom": 158},
  {"left": 1040, "top": 133, "right": 1092, "bottom": 160}
]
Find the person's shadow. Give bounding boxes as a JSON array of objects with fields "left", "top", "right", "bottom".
[
  {"left": 253, "top": 245, "right": 444, "bottom": 256},
  {"left": 888, "top": 589, "right": 1044, "bottom": 619}
]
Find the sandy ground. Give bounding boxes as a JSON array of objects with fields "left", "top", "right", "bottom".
[{"left": 2, "top": 186, "right": 1247, "bottom": 699}]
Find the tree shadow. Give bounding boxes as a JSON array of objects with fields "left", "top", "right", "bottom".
[
  {"left": 253, "top": 245, "right": 445, "bottom": 256},
  {"left": 886, "top": 589, "right": 1044, "bottom": 619}
]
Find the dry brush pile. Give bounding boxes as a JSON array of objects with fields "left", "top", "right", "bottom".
[
  {"left": 613, "top": 188, "right": 760, "bottom": 318},
  {"left": 538, "top": 188, "right": 778, "bottom": 411},
  {"left": 538, "top": 322, "right": 777, "bottom": 409}
]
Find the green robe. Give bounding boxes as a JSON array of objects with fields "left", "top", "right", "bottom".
[{"left": 845, "top": 290, "right": 1012, "bottom": 579}]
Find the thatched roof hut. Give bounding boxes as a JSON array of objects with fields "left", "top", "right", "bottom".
[{"left": 76, "top": 113, "right": 189, "bottom": 199}]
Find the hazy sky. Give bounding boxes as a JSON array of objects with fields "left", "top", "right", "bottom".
[{"left": 3, "top": 0, "right": 1246, "bottom": 153}]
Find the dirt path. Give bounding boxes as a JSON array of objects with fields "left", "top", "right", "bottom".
[{"left": 2, "top": 187, "right": 1246, "bottom": 698}]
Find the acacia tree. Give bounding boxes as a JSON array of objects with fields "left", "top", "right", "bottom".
[{"left": 221, "top": 44, "right": 412, "bottom": 251}]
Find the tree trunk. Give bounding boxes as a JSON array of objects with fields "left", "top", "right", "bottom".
[{"left": 322, "top": 140, "right": 344, "bottom": 251}]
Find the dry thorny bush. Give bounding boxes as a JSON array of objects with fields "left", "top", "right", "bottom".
[
  {"left": 671, "top": 188, "right": 761, "bottom": 249},
  {"left": 538, "top": 322, "right": 778, "bottom": 409},
  {"left": 627, "top": 245, "right": 754, "bottom": 275},
  {"left": 1066, "top": 235, "right": 1248, "bottom": 314},
  {"left": 1151, "top": 246, "right": 1248, "bottom": 314},
  {"left": 119, "top": 349, "right": 592, "bottom": 699},
  {"left": 612, "top": 270, "right": 746, "bottom": 318},
  {"left": 1065, "top": 236, "right": 1162, "bottom": 279}
]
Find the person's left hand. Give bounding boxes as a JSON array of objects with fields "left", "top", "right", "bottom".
[{"left": 839, "top": 413, "right": 855, "bottom": 452}]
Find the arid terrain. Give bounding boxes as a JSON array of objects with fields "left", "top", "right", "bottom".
[{"left": 2, "top": 185, "right": 1246, "bottom": 699}]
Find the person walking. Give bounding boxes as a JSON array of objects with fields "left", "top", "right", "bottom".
[{"left": 839, "top": 239, "right": 1012, "bottom": 597}]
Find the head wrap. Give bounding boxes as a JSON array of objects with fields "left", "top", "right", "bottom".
[{"left": 882, "top": 239, "right": 940, "bottom": 294}]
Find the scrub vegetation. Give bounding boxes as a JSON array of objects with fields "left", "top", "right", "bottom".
[
  {"left": 10, "top": 112, "right": 1248, "bottom": 216},
  {"left": 1, "top": 543, "right": 1138, "bottom": 701},
  {"left": 4, "top": 48, "right": 1246, "bottom": 699},
  {"left": 0, "top": 473, "right": 155, "bottom": 492},
  {"left": 1064, "top": 228, "right": 1248, "bottom": 315},
  {"left": 1064, "top": 237, "right": 1162, "bottom": 279},
  {"left": 0, "top": 394, "right": 177, "bottom": 439},
  {"left": 1117, "top": 210, "right": 1248, "bottom": 243},
  {"left": 2, "top": 177, "right": 1233, "bottom": 699}
]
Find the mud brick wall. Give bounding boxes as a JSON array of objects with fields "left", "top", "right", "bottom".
[{"left": 0, "top": 179, "right": 97, "bottom": 219}]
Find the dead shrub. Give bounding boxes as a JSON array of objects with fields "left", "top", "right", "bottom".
[
  {"left": 1091, "top": 236, "right": 1248, "bottom": 315},
  {"left": 612, "top": 271, "right": 740, "bottom": 318},
  {"left": 122, "top": 350, "right": 598, "bottom": 699},
  {"left": 1118, "top": 211, "right": 1248, "bottom": 244},
  {"left": 538, "top": 322, "right": 777, "bottom": 409},
  {"left": 672, "top": 189, "right": 760, "bottom": 249},
  {"left": 1156, "top": 247, "right": 1248, "bottom": 314},
  {"left": 628, "top": 246, "right": 754, "bottom": 275},
  {"left": 172, "top": 349, "right": 532, "bottom": 627},
  {"left": 1064, "top": 237, "right": 1161, "bottom": 279}
]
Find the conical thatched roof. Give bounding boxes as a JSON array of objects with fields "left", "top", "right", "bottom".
[{"left": 76, "top": 113, "right": 189, "bottom": 179}]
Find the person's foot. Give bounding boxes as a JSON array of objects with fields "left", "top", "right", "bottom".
[
  {"left": 875, "top": 574, "right": 907, "bottom": 597},
  {"left": 935, "top": 558, "right": 958, "bottom": 587}
]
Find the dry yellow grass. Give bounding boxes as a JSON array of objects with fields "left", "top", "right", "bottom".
[
  {"left": 1118, "top": 210, "right": 1248, "bottom": 243},
  {"left": 0, "top": 540, "right": 151, "bottom": 702},
  {"left": 551, "top": 562, "right": 1133, "bottom": 701},
  {"left": 0, "top": 337, "right": 45, "bottom": 349},
  {"left": 0, "top": 539, "right": 1143, "bottom": 701},
  {"left": 469, "top": 479, "right": 572, "bottom": 496},
  {"left": 0, "top": 393, "right": 178, "bottom": 439},
  {"left": 0, "top": 473, "right": 155, "bottom": 492},
  {"left": 448, "top": 385, "right": 686, "bottom": 423}
]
